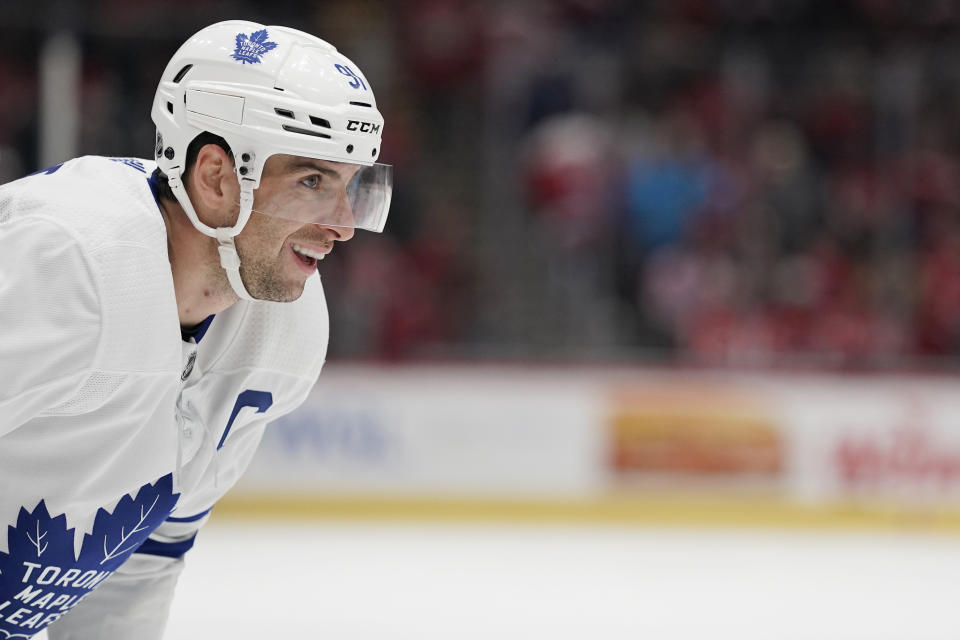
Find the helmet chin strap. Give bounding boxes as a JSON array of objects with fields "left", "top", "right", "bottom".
[
  {"left": 215, "top": 230, "right": 255, "bottom": 302},
  {"left": 168, "top": 172, "right": 258, "bottom": 302},
  {"left": 215, "top": 182, "right": 256, "bottom": 302}
]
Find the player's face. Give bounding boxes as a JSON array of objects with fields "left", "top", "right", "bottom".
[{"left": 233, "top": 154, "right": 359, "bottom": 302}]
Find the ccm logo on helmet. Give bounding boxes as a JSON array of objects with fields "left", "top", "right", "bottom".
[{"left": 347, "top": 120, "right": 381, "bottom": 134}]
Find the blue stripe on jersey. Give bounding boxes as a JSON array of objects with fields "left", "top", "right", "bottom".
[
  {"left": 28, "top": 162, "right": 64, "bottom": 176},
  {"left": 166, "top": 508, "right": 211, "bottom": 523},
  {"left": 181, "top": 314, "right": 215, "bottom": 343},
  {"left": 135, "top": 534, "right": 198, "bottom": 559},
  {"left": 186, "top": 314, "right": 215, "bottom": 343},
  {"left": 146, "top": 170, "right": 162, "bottom": 208}
]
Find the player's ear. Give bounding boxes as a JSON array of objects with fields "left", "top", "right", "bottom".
[{"left": 190, "top": 144, "right": 238, "bottom": 215}]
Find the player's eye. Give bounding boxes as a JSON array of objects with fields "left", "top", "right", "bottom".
[{"left": 300, "top": 175, "right": 322, "bottom": 189}]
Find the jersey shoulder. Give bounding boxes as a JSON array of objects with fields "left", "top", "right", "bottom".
[
  {"left": 1, "top": 156, "right": 180, "bottom": 374},
  {"left": 0, "top": 156, "right": 165, "bottom": 255}
]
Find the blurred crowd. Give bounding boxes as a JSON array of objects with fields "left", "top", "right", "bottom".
[
  {"left": 512, "top": 0, "right": 960, "bottom": 369},
  {"left": 4, "top": 0, "right": 960, "bottom": 368}
]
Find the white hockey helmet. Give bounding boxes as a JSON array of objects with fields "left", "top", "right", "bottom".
[{"left": 151, "top": 20, "right": 391, "bottom": 300}]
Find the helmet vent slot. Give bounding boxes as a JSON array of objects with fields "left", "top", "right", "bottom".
[
  {"left": 274, "top": 108, "right": 295, "bottom": 119},
  {"left": 349, "top": 101, "right": 372, "bottom": 108},
  {"left": 172, "top": 64, "right": 193, "bottom": 84},
  {"left": 166, "top": 101, "right": 173, "bottom": 114},
  {"left": 282, "top": 124, "right": 331, "bottom": 139},
  {"left": 309, "top": 116, "right": 331, "bottom": 128}
]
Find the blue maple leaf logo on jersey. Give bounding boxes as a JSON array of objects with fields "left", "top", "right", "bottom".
[
  {"left": 0, "top": 475, "right": 178, "bottom": 638},
  {"left": 77, "top": 474, "right": 179, "bottom": 569},
  {"left": 231, "top": 29, "right": 278, "bottom": 64}
]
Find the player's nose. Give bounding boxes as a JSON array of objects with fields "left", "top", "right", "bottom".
[
  {"left": 325, "top": 191, "right": 356, "bottom": 241},
  {"left": 322, "top": 223, "right": 354, "bottom": 242}
]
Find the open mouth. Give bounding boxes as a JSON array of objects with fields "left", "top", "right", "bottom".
[{"left": 292, "top": 243, "right": 327, "bottom": 268}]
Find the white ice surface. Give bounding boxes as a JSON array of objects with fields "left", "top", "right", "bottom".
[{"left": 151, "top": 521, "right": 960, "bottom": 640}]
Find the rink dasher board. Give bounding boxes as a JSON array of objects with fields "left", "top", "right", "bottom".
[{"left": 225, "top": 365, "right": 960, "bottom": 526}]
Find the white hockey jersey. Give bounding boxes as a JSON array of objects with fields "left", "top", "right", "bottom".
[{"left": 0, "top": 156, "right": 328, "bottom": 639}]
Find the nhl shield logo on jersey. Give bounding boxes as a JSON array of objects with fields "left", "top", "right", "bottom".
[
  {"left": 231, "top": 29, "right": 278, "bottom": 64},
  {"left": 181, "top": 350, "right": 197, "bottom": 381}
]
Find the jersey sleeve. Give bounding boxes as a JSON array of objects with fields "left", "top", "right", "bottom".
[{"left": 0, "top": 217, "right": 102, "bottom": 435}]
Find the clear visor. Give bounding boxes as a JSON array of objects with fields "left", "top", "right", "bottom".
[{"left": 246, "top": 162, "right": 392, "bottom": 233}]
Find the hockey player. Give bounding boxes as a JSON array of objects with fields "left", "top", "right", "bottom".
[{"left": 0, "top": 21, "right": 390, "bottom": 639}]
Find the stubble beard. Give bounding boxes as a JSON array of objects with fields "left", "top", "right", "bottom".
[
  {"left": 226, "top": 210, "right": 309, "bottom": 303},
  {"left": 235, "top": 249, "right": 305, "bottom": 302}
]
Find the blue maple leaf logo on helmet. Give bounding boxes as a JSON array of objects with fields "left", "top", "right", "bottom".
[{"left": 231, "top": 29, "right": 278, "bottom": 64}]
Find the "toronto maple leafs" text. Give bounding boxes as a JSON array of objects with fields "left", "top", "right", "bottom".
[{"left": 0, "top": 561, "right": 113, "bottom": 631}]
